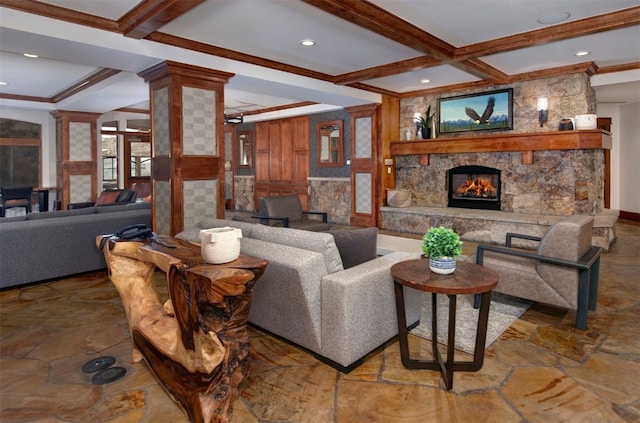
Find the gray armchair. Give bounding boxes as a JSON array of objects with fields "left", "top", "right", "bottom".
[
  {"left": 252, "top": 194, "right": 329, "bottom": 231},
  {"left": 473, "top": 215, "right": 602, "bottom": 329}
]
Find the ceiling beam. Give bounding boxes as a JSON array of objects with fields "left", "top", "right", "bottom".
[
  {"left": 51, "top": 68, "right": 121, "bottom": 103},
  {"left": 303, "top": 0, "right": 508, "bottom": 84},
  {"left": 455, "top": 6, "right": 640, "bottom": 60},
  {"left": 333, "top": 56, "right": 441, "bottom": 85},
  {"left": 119, "top": 0, "right": 204, "bottom": 39},
  {"left": 146, "top": 32, "right": 335, "bottom": 82},
  {"left": 303, "top": 0, "right": 455, "bottom": 61},
  {"left": 0, "top": 0, "right": 120, "bottom": 31}
]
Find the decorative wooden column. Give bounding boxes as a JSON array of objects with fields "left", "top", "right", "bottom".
[
  {"left": 139, "top": 61, "right": 234, "bottom": 235},
  {"left": 50, "top": 111, "right": 101, "bottom": 210}
]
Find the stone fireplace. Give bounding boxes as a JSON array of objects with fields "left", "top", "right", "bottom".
[
  {"left": 381, "top": 130, "right": 617, "bottom": 250},
  {"left": 448, "top": 165, "right": 501, "bottom": 211}
]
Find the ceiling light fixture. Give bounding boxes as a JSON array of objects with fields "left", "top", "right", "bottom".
[
  {"left": 0, "top": 82, "right": 7, "bottom": 86},
  {"left": 23, "top": 53, "right": 38, "bottom": 58},
  {"left": 300, "top": 39, "right": 316, "bottom": 47},
  {"left": 536, "top": 12, "right": 570, "bottom": 25},
  {"left": 575, "top": 51, "right": 590, "bottom": 56},
  {"left": 224, "top": 113, "right": 243, "bottom": 125},
  {"left": 420, "top": 79, "right": 431, "bottom": 84}
]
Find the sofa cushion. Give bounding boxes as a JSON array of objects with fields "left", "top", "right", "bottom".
[
  {"left": 251, "top": 224, "right": 343, "bottom": 274},
  {"left": 94, "top": 190, "right": 121, "bottom": 205},
  {"left": 95, "top": 202, "right": 150, "bottom": 213},
  {"left": 27, "top": 207, "right": 96, "bottom": 220},
  {"left": 325, "top": 228, "right": 378, "bottom": 269},
  {"left": 199, "top": 217, "right": 257, "bottom": 238}
]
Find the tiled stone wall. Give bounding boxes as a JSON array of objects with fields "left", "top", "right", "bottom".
[
  {"left": 234, "top": 175, "right": 255, "bottom": 212},
  {"left": 395, "top": 149, "right": 604, "bottom": 216},
  {"left": 400, "top": 73, "right": 596, "bottom": 139},
  {"left": 308, "top": 177, "right": 351, "bottom": 225},
  {"left": 395, "top": 73, "right": 603, "bottom": 217}
]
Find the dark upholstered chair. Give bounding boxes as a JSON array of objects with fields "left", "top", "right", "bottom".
[
  {"left": 252, "top": 194, "right": 329, "bottom": 231},
  {"left": 67, "top": 189, "right": 137, "bottom": 209},
  {"left": 0, "top": 186, "right": 33, "bottom": 217},
  {"left": 472, "top": 215, "right": 602, "bottom": 329}
]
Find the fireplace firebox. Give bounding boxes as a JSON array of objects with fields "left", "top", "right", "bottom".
[{"left": 448, "top": 165, "right": 501, "bottom": 210}]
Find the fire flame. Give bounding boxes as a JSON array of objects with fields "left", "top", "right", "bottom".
[{"left": 456, "top": 177, "right": 496, "bottom": 198}]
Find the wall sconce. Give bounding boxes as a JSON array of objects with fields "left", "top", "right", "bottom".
[
  {"left": 537, "top": 97, "right": 548, "bottom": 127},
  {"left": 384, "top": 157, "right": 394, "bottom": 174}
]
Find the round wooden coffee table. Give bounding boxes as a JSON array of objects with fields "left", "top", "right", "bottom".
[{"left": 391, "top": 259, "right": 499, "bottom": 390}]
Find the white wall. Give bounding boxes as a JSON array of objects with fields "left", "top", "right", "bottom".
[
  {"left": 619, "top": 102, "right": 640, "bottom": 214},
  {"left": 596, "top": 104, "right": 621, "bottom": 210},
  {"left": 598, "top": 101, "right": 640, "bottom": 215}
]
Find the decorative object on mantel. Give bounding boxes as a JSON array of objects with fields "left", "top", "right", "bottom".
[
  {"left": 438, "top": 88, "right": 513, "bottom": 134},
  {"left": 537, "top": 97, "right": 548, "bottom": 127},
  {"left": 386, "top": 188, "right": 411, "bottom": 207},
  {"left": 575, "top": 114, "right": 597, "bottom": 130},
  {"left": 199, "top": 227, "right": 242, "bottom": 264},
  {"left": 416, "top": 105, "right": 436, "bottom": 139},
  {"left": 421, "top": 226, "right": 463, "bottom": 274},
  {"left": 559, "top": 118, "right": 574, "bottom": 130}
]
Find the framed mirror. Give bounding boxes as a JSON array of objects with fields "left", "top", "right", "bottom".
[
  {"left": 317, "top": 120, "right": 344, "bottom": 167},
  {"left": 237, "top": 131, "right": 252, "bottom": 169}
]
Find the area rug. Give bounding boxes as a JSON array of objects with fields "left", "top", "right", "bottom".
[{"left": 410, "top": 292, "right": 533, "bottom": 354}]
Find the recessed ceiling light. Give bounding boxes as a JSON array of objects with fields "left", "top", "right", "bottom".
[
  {"left": 23, "top": 53, "right": 38, "bottom": 58},
  {"left": 575, "top": 51, "right": 590, "bottom": 56},
  {"left": 0, "top": 81, "right": 7, "bottom": 86},
  {"left": 537, "top": 12, "right": 570, "bottom": 25},
  {"left": 420, "top": 79, "right": 431, "bottom": 84},
  {"left": 300, "top": 39, "right": 316, "bottom": 47}
]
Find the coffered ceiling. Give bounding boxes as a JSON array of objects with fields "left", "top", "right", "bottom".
[{"left": 0, "top": 0, "right": 638, "bottom": 121}]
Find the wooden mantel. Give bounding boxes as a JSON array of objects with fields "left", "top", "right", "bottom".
[{"left": 390, "top": 130, "right": 611, "bottom": 164}]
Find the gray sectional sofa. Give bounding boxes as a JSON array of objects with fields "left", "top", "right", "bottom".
[
  {"left": 0, "top": 203, "right": 151, "bottom": 289},
  {"left": 176, "top": 217, "right": 422, "bottom": 371}
]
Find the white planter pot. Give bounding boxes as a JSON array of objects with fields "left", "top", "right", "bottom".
[
  {"left": 199, "top": 227, "right": 242, "bottom": 264},
  {"left": 428, "top": 257, "right": 456, "bottom": 275}
]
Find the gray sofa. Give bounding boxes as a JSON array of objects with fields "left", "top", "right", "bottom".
[
  {"left": 176, "top": 218, "right": 422, "bottom": 371},
  {"left": 0, "top": 203, "right": 151, "bottom": 289}
]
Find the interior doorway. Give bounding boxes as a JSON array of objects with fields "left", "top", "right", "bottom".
[{"left": 124, "top": 132, "right": 151, "bottom": 199}]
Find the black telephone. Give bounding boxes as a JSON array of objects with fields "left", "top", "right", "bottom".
[
  {"left": 99, "top": 224, "right": 154, "bottom": 251},
  {"left": 114, "top": 224, "right": 153, "bottom": 240}
]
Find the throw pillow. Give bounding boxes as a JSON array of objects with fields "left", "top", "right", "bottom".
[
  {"left": 326, "top": 227, "right": 378, "bottom": 269},
  {"left": 94, "top": 191, "right": 121, "bottom": 206}
]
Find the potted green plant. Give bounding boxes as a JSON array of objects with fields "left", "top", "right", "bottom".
[
  {"left": 421, "top": 226, "right": 463, "bottom": 274},
  {"left": 418, "top": 105, "right": 435, "bottom": 139}
]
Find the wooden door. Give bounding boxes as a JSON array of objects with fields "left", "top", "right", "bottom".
[
  {"left": 597, "top": 117, "right": 611, "bottom": 209},
  {"left": 348, "top": 105, "right": 379, "bottom": 227},
  {"left": 253, "top": 117, "right": 309, "bottom": 210},
  {"left": 124, "top": 132, "right": 151, "bottom": 193}
]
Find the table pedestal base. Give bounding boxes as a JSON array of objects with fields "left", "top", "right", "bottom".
[{"left": 394, "top": 283, "right": 492, "bottom": 390}]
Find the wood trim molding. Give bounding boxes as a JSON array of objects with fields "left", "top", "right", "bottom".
[
  {"left": 390, "top": 130, "right": 611, "bottom": 164},
  {"left": 0, "top": 0, "right": 120, "bottom": 32},
  {"left": 119, "top": 0, "right": 204, "bottom": 39},
  {"left": 455, "top": 6, "right": 640, "bottom": 60}
]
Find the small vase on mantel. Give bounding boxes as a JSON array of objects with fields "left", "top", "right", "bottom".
[
  {"left": 428, "top": 257, "right": 457, "bottom": 275},
  {"left": 421, "top": 127, "right": 431, "bottom": 140}
]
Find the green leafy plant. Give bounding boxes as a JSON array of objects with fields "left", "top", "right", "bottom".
[
  {"left": 418, "top": 105, "right": 435, "bottom": 128},
  {"left": 421, "top": 226, "right": 463, "bottom": 258}
]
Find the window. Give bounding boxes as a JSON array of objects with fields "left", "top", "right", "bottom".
[{"left": 0, "top": 118, "right": 41, "bottom": 187}]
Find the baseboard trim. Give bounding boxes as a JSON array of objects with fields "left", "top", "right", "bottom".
[{"left": 619, "top": 210, "right": 640, "bottom": 222}]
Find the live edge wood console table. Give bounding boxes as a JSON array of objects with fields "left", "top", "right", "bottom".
[
  {"left": 96, "top": 235, "right": 268, "bottom": 423},
  {"left": 391, "top": 260, "right": 498, "bottom": 390}
]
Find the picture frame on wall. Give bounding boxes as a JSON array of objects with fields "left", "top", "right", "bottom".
[{"left": 438, "top": 88, "right": 513, "bottom": 134}]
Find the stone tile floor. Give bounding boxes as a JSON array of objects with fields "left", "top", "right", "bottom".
[{"left": 0, "top": 220, "right": 638, "bottom": 422}]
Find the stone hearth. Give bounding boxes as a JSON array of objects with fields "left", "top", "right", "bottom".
[{"left": 380, "top": 206, "right": 618, "bottom": 251}]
